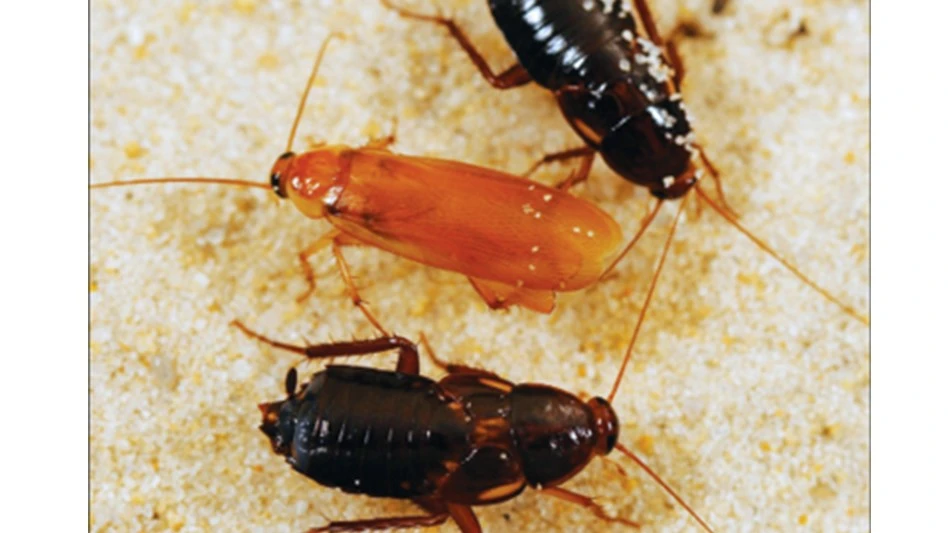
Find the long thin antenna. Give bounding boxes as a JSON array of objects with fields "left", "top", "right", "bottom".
[
  {"left": 600, "top": 199, "right": 664, "bottom": 280},
  {"left": 614, "top": 442, "right": 714, "bottom": 533},
  {"left": 608, "top": 196, "right": 687, "bottom": 403},
  {"left": 90, "top": 177, "right": 271, "bottom": 191},
  {"left": 693, "top": 184, "right": 869, "bottom": 325},
  {"left": 285, "top": 34, "right": 342, "bottom": 153},
  {"left": 231, "top": 320, "right": 309, "bottom": 356}
]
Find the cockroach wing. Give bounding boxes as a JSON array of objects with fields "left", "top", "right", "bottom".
[{"left": 328, "top": 150, "right": 623, "bottom": 292}]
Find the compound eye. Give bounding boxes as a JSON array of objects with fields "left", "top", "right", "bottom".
[
  {"left": 605, "top": 432, "right": 618, "bottom": 453},
  {"left": 269, "top": 151, "right": 295, "bottom": 198},
  {"left": 270, "top": 171, "right": 285, "bottom": 197}
]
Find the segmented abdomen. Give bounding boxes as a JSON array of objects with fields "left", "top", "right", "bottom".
[
  {"left": 289, "top": 366, "right": 471, "bottom": 498},
  {"left": 489, "top": 0, "right": 641, "bottom": 88}
]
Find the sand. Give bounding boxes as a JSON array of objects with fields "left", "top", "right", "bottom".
[{"left": 90, "top": 0, "right": 869, "bottom": 531}]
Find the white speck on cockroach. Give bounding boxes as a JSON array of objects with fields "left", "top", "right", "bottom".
[
  {"left": 523, "top": 5, "right": 543, "bottom": 25},
  {"left": 528, "top": 264, "right": 537, "bottom": 272},
  {"left": 522, "top": 203, "right": 536, "bottom": 215},
  {"left": 542, "top": 193, "right": 553, "bottom": 202},
  {"left": 531, "top": 245, "right": 540, "bottom": 253},
  {"left": 582, "top": 0, "right": 595, "bottom": 12},
  {"left": 663, "top": 176, "right": 675, "bottom": 189},
  {"left": 621, "top": 29, "right": 634, "bottom": 42},
  {"left": 515, "top": 279, "right": 524, "bottom": 288},
  {"left": 648, "top": 106, "right": 677, "bottom": 128},
  {"left": 586, "top": 230, "right": 595, "bottom": 238},
  {"left": 634, "top": 37, "right": 674, "bottom": 83},
  {"left": 675, "top": 132, "right": 697, "bottom": 147},
  {"left": 536, "top": 25, "right": 553, "bottom": 41},
  {"left": 534, "top": 212, "right": 542, "bottom": 219},
  {"left": 527, "top": 184, "right": 536, "bottom": 191},
  {"left": 572, "top": 226, "right": 581, "bottom": 233},
  {"left": 638, "top": 83, "right": 661, "bottom": 102},
  {"left": 547, "top": 35, "right": 567, "bottom": 54},
  {"left": 619, "top": 58, "right": 631, "bottom": 72},
  {"left": 323, "top": 185, "right": 344, "bottom": 205}
]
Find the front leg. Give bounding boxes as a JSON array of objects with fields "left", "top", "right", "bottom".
[
  {"left": 540, "top": 486, "right": 640, "bottom": 528},
  {"left": 296, "top": 230, "right": 389, "bottom": 335},
  {"left": 381, "top": 0, "right": 532, "bottom": 89},
  {"left": 296, "top": 229, "right": 342, "bottom": 304}
]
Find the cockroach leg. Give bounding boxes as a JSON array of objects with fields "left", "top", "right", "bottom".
[
  {"left": 305, "top": 509, "right": 450, "bottom": 533},
  {"left": 600, "top": 199, "right": 664, "bottom": 281},
  {"left": 630, "top": 0, "right": 689, "bottom": 87},
  {"left": 296, "top": 229, "right": 342, "bottom": 303},
  {"left": 331, "top": 241, "right": 389, "bottom": 335},
  {"left": 380, "top": 0, "right": 531, "bottom": 90},
  {"left": 467, "top": 277, "right": 513, "bottom": 311},
  {"left": 362, "top": 120, "right": 399, "bottom": 151},
  {"left": 540, "top": 486, "right": 641, "bottom": 529},
  {"left": 664, "top": 39, "right": 686, "bottom": 87},
  {"left": 231, "top": 320, "right": 419, "bottom": 374},
  {"left": 418, "top": 332, "right": 503, "bottom": 378},
  {"left": 632, "top": 0, "right": 668, "bottom": 47},
  {"left": 556, "top": 150, "right": 596, "bottom": 190},
  {"left": 467, "top": 277, "right": 555, "bottom": 313},
  {"left": 521, "top": 146, "right": 596, "bottom": 180},
  {"left": 694, "top": 143, "right": 736, "bottom": 217},
  {"left": 362, "top": 134, "right": 397, "bottom": 151},
  {"left": 443, "top": 502, "right": 482, "bottom": 533},
  {"left": 520, "top": 145, "right": 596, "bottom": 190}
]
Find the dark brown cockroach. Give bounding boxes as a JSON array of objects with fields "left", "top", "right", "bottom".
[
  {"left": 234, "top": 314, "right": 713, "bottom": 533},
  {"left": 232, "top": 203, "right": 711, "bottom": 533},
  {"left": 381, "top": 0, "right": 868, "bottom": 334}
]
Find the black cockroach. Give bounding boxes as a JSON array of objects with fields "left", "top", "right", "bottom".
[
  {"left": 235, "top": 320, "right": 712, "bottom": 533},
  {"left": 232, "top": 205, "right": 713, "bottom": 533},
  {"left": 381, "top": 0, "right": 721, "bottom": 200},
  {"left": 382, "top": 0, "right": 867, "bottom": 340}
]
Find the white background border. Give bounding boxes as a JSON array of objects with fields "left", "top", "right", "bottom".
[
  {"left": 3, "top": 1, "right": 948, "bottom": 529},
  {"left": 872, "top": 0, "right": 948, "bottom": 530},
  {"left": 0, "top": 1, "right": 89, "bottom": 528}
]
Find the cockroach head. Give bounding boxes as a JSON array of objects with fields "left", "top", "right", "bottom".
[
  {"left": 588, "top": 396, "right": 619, "bottom": 455},
  {"left": 269, "top": 151, "right": 296, "bottom": 198},
  {"left": 258, "top": 368, "right": 299, "bottom": 456}
]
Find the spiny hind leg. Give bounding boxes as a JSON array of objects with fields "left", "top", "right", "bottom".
[
  {"left": 230, "top": 320, "right": 419, "bottom": 374},
  {"left": 306, "top": 510, "right": 448, "bottom": 532},
  {"left": 381, "top": 0, "right": 531, "bottom": 89},
  {"left": 540, "top": 486, "right": 641, "bottom": 529},
  {"left": 306, "top": 497, "right": 480, "bottom": 533}
]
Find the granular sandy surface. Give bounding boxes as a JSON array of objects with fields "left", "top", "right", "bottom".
[{"left": 91, "top": 1, "right": 869, "bottom": 531}]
